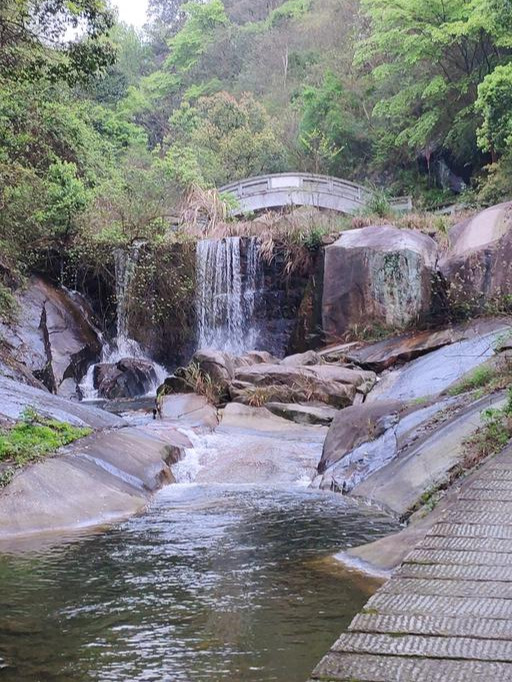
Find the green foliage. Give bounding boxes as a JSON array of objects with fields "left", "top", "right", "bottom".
[
  {"left": 363, "top": 187, "right": 392, "bottom": 218},
  {"left": 476, "top": 153, "right": 512, "bottom": 205},
  {"left": 476, "top": 63, "right": 512, "bottom": 157},
  {"left": 266, "top": 0, "right": 312, "bottom": 27},
  {"left": 165, "top": 91, "right": 287, "bottom": 186},
  {"left": 0, "top": 0, "right": 115, "bottom": 86},
  {"left": 165, "top": 1, "right": 228, "bottom": 74},
  {"left": 357, "top": 0, "right": 512, "bottom": 170},
  {"left": 0, "top": 282, "right": 18, "bottom": 323},
  {"left": 298, "top": 71, "right": 369, "bottom": 175},
  {"left": 0, "top": 408, "right": 92, "bottom": 485}
]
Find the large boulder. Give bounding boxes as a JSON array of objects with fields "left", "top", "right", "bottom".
[
  {"left": 322, "top": 225, "right": 438, "bottom": 341},
  {"left": 94, "top": 358, "right": 157, "bottom": 400},
  {"left": 440, "top": 202, "right": 512, "bottom": 311},
  {"left": 0, "top": 277, "right": 101, "bottom": 394},
  {"left": 231, "top": 363, "right": 376, "bottom": 408},
  {"left": 191, "top": 349, "right": 236, "bottom": 386}
]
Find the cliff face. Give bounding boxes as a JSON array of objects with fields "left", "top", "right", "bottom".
[{"left": 0, "top": 277, "right": 101, "bottom": 396}]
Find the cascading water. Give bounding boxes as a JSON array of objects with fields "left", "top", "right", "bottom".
[
  {"left": 196, "top": 236, "right": 264, "bottom": 354},
  {"left": 80, "top": 243, "right": 167, "bottom": 399}
]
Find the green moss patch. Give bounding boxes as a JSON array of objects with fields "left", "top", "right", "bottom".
[{"left": 0, "top": 407, "right": 92, "bottom": 486}]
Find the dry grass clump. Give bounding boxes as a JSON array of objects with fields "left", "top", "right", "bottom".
[
  {"left": 242, "top": 373, "right": 325, "bottom": 407},
  {"left": 179, "top": 185, "right": 230, "bottom": 236},
  {"left": 181, "top": 362, "right": 226, "bottom": 405}
]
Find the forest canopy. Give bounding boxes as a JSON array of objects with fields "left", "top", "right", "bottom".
[{"left": 1, "top": 0, "right": 512, "bottom": 281}]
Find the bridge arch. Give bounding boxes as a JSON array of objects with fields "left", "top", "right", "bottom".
[{"left": 220, "top": 173, "right": 412, "bottom": 215}]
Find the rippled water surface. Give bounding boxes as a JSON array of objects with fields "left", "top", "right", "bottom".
[{"left": 0, "top": 484, "right": 397, "bottom": 682}]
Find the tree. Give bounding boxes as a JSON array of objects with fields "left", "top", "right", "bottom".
[
  {"left": 164, "top": 91, "right": 288, "bottom": 186},
  {"left": 357, "top": 0, "right": 512, "bottom": 169},
  {"left": 298, "top": 71, "right": 370, "bottom": 176},
  {"left": 0, "top": 0, "right": 115, "bottom": 85},
  {"left": 476, "top": 63, "right": 512, "bottom": 159}
]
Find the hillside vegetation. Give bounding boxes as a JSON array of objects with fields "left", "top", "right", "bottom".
[{"left": 1, "top": 0, "right": 511, "bottom": 312}]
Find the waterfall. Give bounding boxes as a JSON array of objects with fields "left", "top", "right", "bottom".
[
  {"left": 80, "top": 242, "right": 167, "bottom": 399},
  {"left": 196, "top": 237, "right": 263, "bottom": 354},
  {"left": 110, "top": 244, "right": 145, "bottom": 359}
]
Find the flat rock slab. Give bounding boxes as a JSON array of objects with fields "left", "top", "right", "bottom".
[
  {"left": 309, "top": 441, "right": 512, "bottom": 681},
  {"left": 351, "top": 392, "right": 507, "bottom": 516},
  {"left": 345, "top": 327, "right": 456, "bottom": 371},
  {"left": 264, "top": 401, "right": 338, "bottom": 426},
  {"left": 366, "top": 323, "right": 510, "bottom": 402}
]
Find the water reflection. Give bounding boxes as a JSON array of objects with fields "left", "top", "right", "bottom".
[{"left": 0, "top": 484, "right": 397, "bottom": 682}]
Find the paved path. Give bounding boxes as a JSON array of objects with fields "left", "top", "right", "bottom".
[{"left": 309, "top": 446, "right": 512, "bottom": 681}]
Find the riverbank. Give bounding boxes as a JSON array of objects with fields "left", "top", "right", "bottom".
[{"left": 0, "top": 376, "right": 187, "bottom": 540}]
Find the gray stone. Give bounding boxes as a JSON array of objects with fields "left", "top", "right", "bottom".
[
  {"left": 441, "top": 202, "right": 512, "bottom": 310},
  {"left": 0, "top": 277, "right": 101, "bottom": 393},
  {"left": 192, "top": 349, "right": 236, "bottom": 384},
  {"left": 0, "top": 375, "right": 123, "bottom": 429},
  {"left": 366, "top": 321, "right": 510, "bottom": 402},
  {"left": 319, "top": 400, "right": 405, "bottom": 474},
  {"left": 232, "top": 363, "right": 375, "bottom": 408},
  {"left": 94, "top": 357, "right": 157, "bottom": 399},
  {"left": 161, "top": 393, "right": 218, "bottom": 428},
  {"left": 322, "top": 225, "right": 438, "bottom": 342},
  {"left": 345, "top": 327, "right": 457, "bottom": 371},
  {"left": 280, "top": 350, "right": 320, "bottom": 366},
  {"left": 0, "top": 426, "right": 183, "bottom": 539},
  {"left": 265, "top": 401, "right": 338, "bottom": 426},
  {"left": 351, "top": 392, "right": 507, "bottom": 517}
]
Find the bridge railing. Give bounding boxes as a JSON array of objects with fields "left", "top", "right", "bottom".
[{"left": 220, "top": 173, "right": 412, "bottom": 212}]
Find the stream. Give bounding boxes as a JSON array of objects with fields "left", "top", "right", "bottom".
[{"left": 0, "top": 472, "right": 396, "bottom": 682}]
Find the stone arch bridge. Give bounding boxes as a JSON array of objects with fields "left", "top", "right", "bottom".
[{"left": 220, "top": 173, "right": 412, "bottom": 215}]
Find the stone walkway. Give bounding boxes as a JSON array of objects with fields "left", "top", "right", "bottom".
[{"left": 309, "top": 446, "right": 512, "bottom": 681}]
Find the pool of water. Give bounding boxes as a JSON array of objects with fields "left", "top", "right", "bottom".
[{"left": 0, "top": 483, "right": 396, "bottom": 682}]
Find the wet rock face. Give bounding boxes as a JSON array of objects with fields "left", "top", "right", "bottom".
[
  {"left": 319, "top": 400, "right": 405, "bottom": 475},
  {"left": 440, "top": 202, "right": 512, "bottom": 310},
  {"left": 322, "top": 225, "right": 438, "bottom": 342},
  {"left": 0, "top": 277, "right": 101, "bottom": 394},
  {"left": 94, "top": 358, "right": 157, "bottom": 400}
]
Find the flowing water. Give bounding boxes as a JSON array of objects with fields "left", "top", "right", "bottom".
[
  {"left": 80, "top": 245, "right": 167, "bottom": 399},
  {"left": 0, "top": 484, "right": 396, "bottom": 682},
  {"left": 196, "top": 237, "right": 264, "bottom": 354}
]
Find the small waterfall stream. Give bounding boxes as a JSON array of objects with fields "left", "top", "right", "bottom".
[
  {"left": 196, "top": 236, "right": 264, "bottom": 354},
  {"left": 80, "top": 243, "right": 166, "bottom": 399}
]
